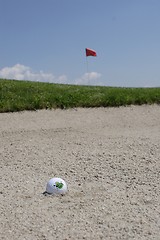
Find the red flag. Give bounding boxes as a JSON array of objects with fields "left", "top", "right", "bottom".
[{"left": 86, "top": 48, "right": 97, "bottom": 57}]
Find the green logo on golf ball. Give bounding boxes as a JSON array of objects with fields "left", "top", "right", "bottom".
[{"left": 55, "top": 182, "right": 63, "bottom": 189}]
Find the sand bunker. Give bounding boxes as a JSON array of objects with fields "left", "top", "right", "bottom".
[{"left": 0, "top": 105, "right": 160, "bottom": 239}]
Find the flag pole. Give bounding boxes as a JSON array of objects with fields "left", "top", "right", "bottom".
[
  {"left": 86, "top": 55, "right": 89, "bottom": 84},
  {"left": 85, "top": 48, "right": 97, "bottom": 84}
]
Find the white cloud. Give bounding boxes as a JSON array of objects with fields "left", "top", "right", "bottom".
[
  {"left": 0, "top": 64, "right": 68, "bottom": 84},
  {"left": 0, "top": 64, "right": 102, "bottom": 86},
  {"left": 75, "top": 72, "right": 102, "bottom": 85}
]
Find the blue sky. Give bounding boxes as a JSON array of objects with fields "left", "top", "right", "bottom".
[{"left": 0, "top": 0, "right": 160, "bottom": 87}]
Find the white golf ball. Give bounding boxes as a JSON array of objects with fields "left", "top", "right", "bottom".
[{"left": 46, "top": 177, "right": 68, "bottom": 195}]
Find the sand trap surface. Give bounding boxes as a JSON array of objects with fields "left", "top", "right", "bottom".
[{"left": 0, "top": 105, "right": 160, "bottom": 240}]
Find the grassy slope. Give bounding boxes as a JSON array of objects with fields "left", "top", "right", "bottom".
[{"left": 0, "top": 79, "right": 160, "bottom": 112}]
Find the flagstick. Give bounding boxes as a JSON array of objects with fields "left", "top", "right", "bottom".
[{"left": 86, "top": 56, "right": 89, "bottom": 84}]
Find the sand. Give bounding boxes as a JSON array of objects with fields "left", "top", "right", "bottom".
[{"left": 0, "top": 105, "right": 160, "bottom": 240}]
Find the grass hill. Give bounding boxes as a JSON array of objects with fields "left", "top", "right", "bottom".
[{"left": 0, "top": 79, "right": 160, "bottom": 112}]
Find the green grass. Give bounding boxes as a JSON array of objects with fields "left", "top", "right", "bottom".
[{"left": 0, "top": 79, "right": 160, "bottom": 112}]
